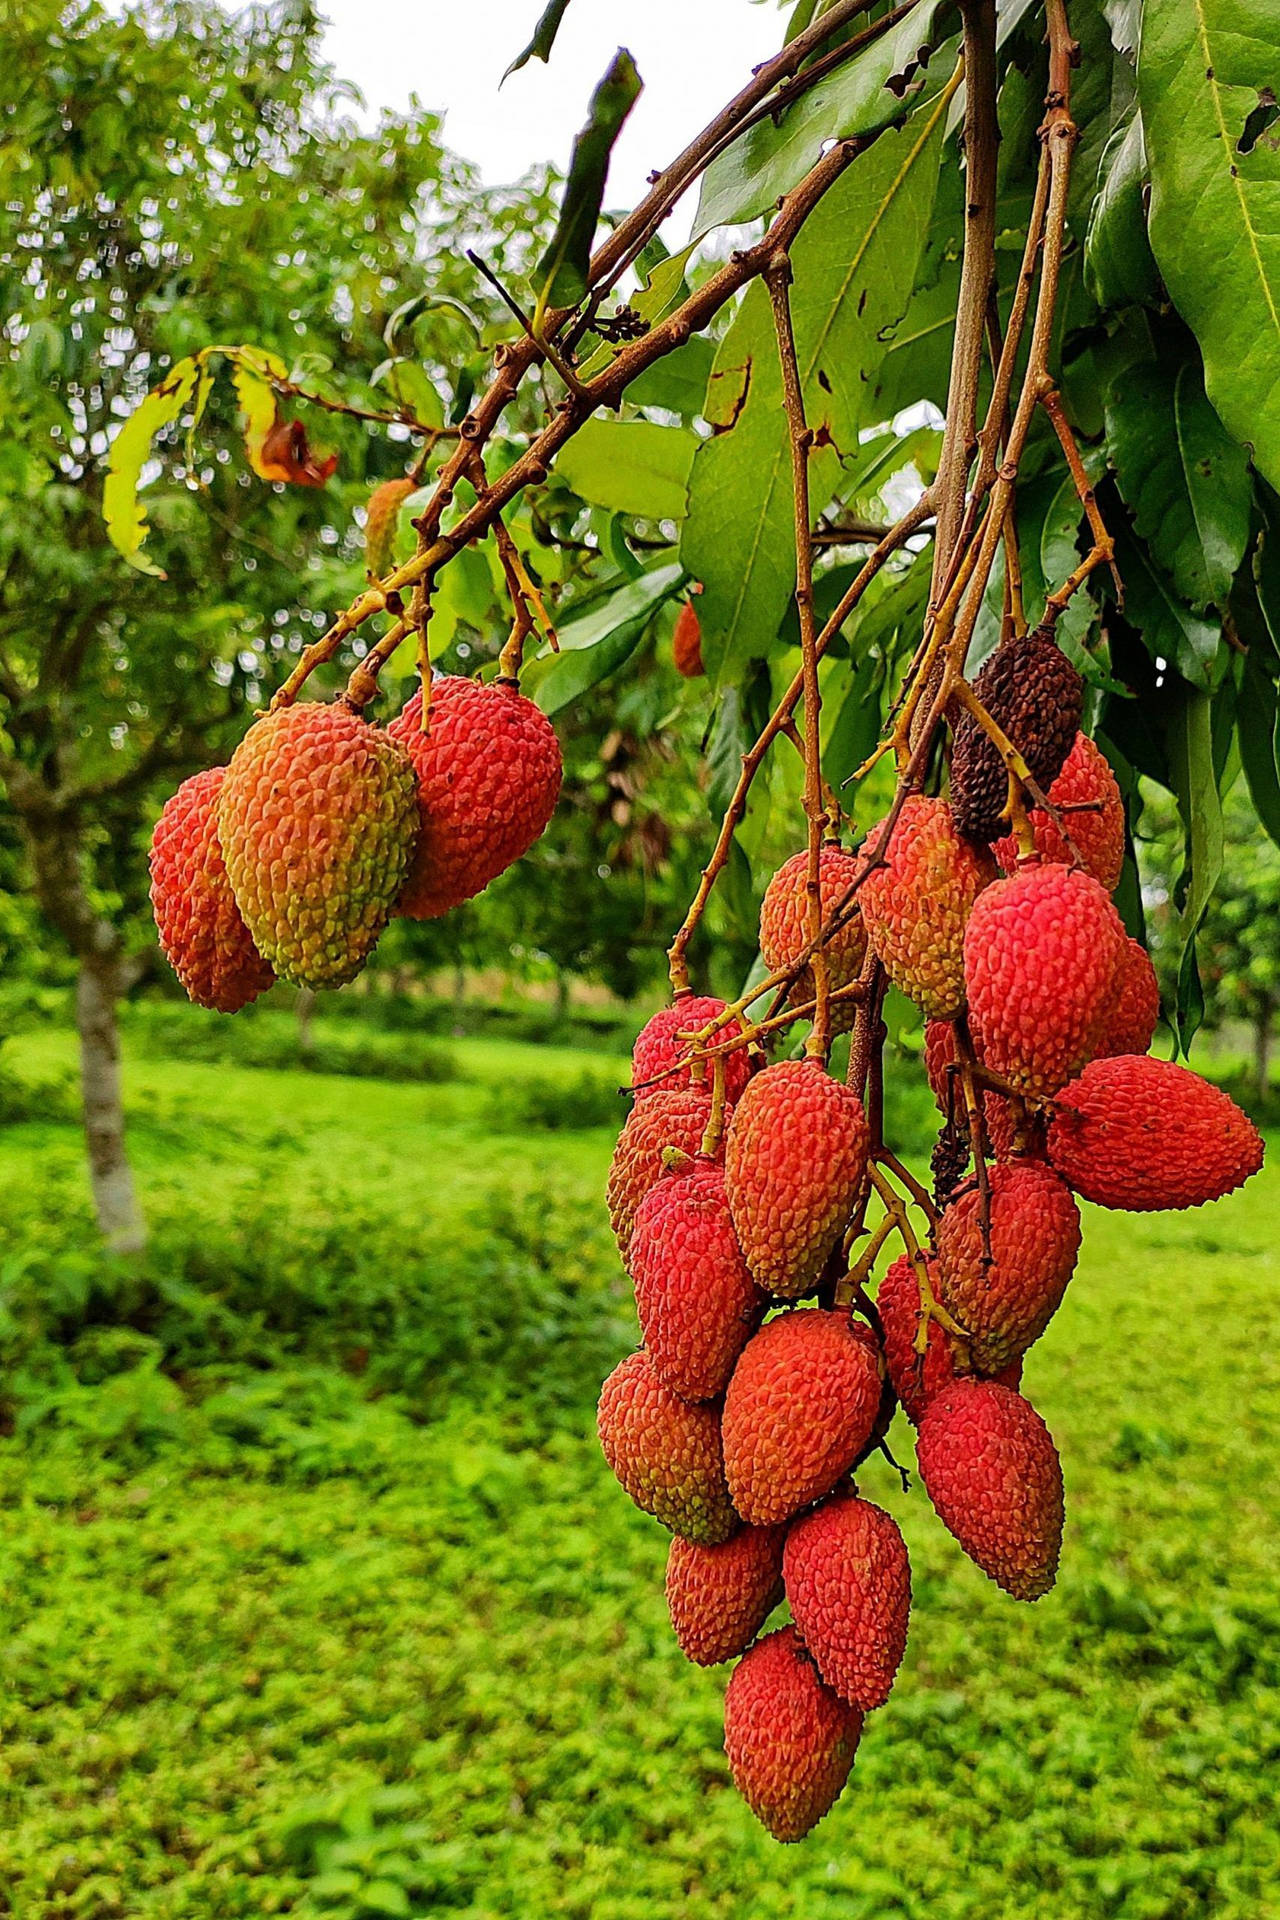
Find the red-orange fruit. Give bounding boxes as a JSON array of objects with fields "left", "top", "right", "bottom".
[
  {"left": 922, "top": 1017, "right": 1019, "bottom": 1157},
  {"left": 783, "top": 1493, "right": 910, "bottom": 1711},
  {"left": 665, "top": 1524, "right": 784, "bottom": 1665},
  {"left": 673, "top": 599, "right": 705, "bottom": 678},
  {"left": 722, "top": 1311, "right": 882, "bottom": 1525},
  {"left": 629, "top": 1163, "right": 764, "bottom": 1401},
  {"left": 723, "top": 1627, "right": 863, "bottom": 1842},
  {"left": 1095, "top": 936, "right": 1159, "bottom": 1058},
  {"left": 631, "top": 995, "right": 751, "bottom": 1105},
  {"left": 936, "top": 1162, "right": 1081, "bottom": 1372},
  {"left": 876, "top": 1255, "right": 1021, "bottom": 1425},
  {"left": 915, "top": 1379, "right": 1064, "bottom": 1600},
  {"left": 724, "top": 1061, "right": 868, "bottom": 1298},
  {"left": 363, "top": 474, "right": 416, "bottom": 580},
  {"left": 606, "top": 1088, "right": 718, "bottom": 1256},
  {"left": 964, "top": 862, "right": 1127, "bottom": 1096},
  {"left": 389, "top": 679, "right": 561, "bottom": 918},
  {"left": 859, "top": 795, "right": 995, "bottom": 1018},
  {"left": 758, "top": 846, "right": 867, "bottom": 1030},
  {"left": 994, "top": 732, "right": 1125, "bottom": 891},
  {"left": 950, "top": 629, "right": 1083, "bottom": 842},
  {"left": 596, "top": 1351, "right": 736, "bottom": 1543},
  {"left": 149, "top": 768, "right": 275, "bottom": 1013},
  {"left": 1047, "top": 1055, "right": 1264, "bottom": 1210}
]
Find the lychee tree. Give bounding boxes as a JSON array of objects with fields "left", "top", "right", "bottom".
[{"left": 108, "top": 0, "right": 1279, "bottom": 1839}]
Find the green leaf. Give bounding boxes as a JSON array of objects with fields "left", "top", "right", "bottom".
[
  {"left": 624, "top": 336, "right": 715, "bottom": 417},
  {"left": 533, "top": 50, "right": 641, "bottom": 317},
  {"left": 102, "top": 355, "right": 201, "bottom": 574},
  {"left": 693, "top": 4, "right": 950, "bottom": 236},
  {"left": 1111, "top": 525, "right": 1222, "bottom": 690},
  {"left": 1168, "top": 683, "right": 1225, "bottom": 1049},
  {"left": 1085, "top": 111, "right": 1161, "bottom": 308},
  {"left": 1140, "top": 1, "right": 1280, "bottom": 489},
  {"left": 224, "top": 345, "right": 289, "bottom": 476},
  {"left": 360, "top": 1879, "right": 413, "bottom": 1918},
  {"left": 682, "top": 108, "right": 947, "bottom": 684},
  {"left": 706, "top": 687, "right": 748, "bottom": 821},
  {"left": 532, "top": 561, "right": 682, "bottom": 715},
  {"left": 554, "top": 419, "right": 695, "bottom": 522},
  {"left": 504, "top": 0, "right": 575, "bottom": 80},
  {"left": 1105, "top": 349, "right": 1252, "bottom": 611},
  {"left": 1238, "top": 647, "right": 1280, "bottom": 847}
]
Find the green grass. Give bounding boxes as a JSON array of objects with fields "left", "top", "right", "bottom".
[{"left": 0, "top": 1016, "right": 1277, "bottom": 1917}]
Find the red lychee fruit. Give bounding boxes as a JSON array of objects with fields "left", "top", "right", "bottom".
[
  {"left": 859, "top": 795, "right": 995, "bottom": 1018},
  {"left": 758, "top": 845, "right": 867, "bottom": 1030},
  {"left": 631, "top": 995, "right": 750, "bottom": 1105},
  {"left": 606, "top": 1088, "right": 718, "bottom": 1256},
  {"left": 596, "top": 1351, "right": 736, "bottom": 1544},
  {"left": 665, "top": 1524, "right": 784, "bottom": 1665},
  {"left": 724, "top": 1060, "right": 868, "bottom": 1298},
  {"left": 922, "top": 1017, "right": 1020, "bottom": 1158},
  {"left": 994, "top": 732, "right": 1125, "bottom": 891},
  {"left": 1094, "top": 936, "right": 1159, "bottom": 1059},
  {"left": 950, "top": 629, "right": 1083, "bottom": 843},
  {"left": 964, "top": 862, "right": 1128, "bottom": 1095},
  {"left": 388, "top": 678, "right": 561, "bottom": 918},
  {"left": 1047, "top": 1055, "right": 1264, "bottom": 1210},
  {"left": 916, "top": 1379, "right": 1064, "bottom": 1600},
  {"left": 723, "top": 1626, "right": 863, "bottom": 1842},
  {"left": 783, "top": 1493, "right": 910, "bottom": 1711},
  {"left": 149, "top": 767, "right": 275, "bottom": 1013},
  {"left": 629, "top": 1163, "right": 764, "bottom": 1401},
  {"left": 936, "top": 1161, "right": 1081, "bottom": 1372},
  {"left": 722, "top": 1310, "right": 882, "bottom": 1525},
  {"left": 218, "top": 700, "right": 418, "bottom": 989},
  {"left": 673, "top": 600, "right": 705, "bottom": 678},
  {"left": 876, "top": 1255, "right": 1022, "bottom": 1425}
]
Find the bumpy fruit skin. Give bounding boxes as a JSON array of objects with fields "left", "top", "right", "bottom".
[
  {"left": 219, "top": 702, "right": 418, "bottom": 990},
  {"left": 936, "top": 1163, "right": 1081, "bottom": 1372},
  {"left": 916, "top": 1380, "right": 1064, "bottom": 1600},
  {"left": 783, "top": 1494, "right": 910, "bottom": 1712},
  {"left": 758, "top": 846, "right": 867, "bottom": 1031},
  {"left": 922, "top": 1018, "right": 1019, "bottom": 1158},
  {"left": 1048, "top": 1055, "right": 1264, "bottom": 1210},
  {"left": 606, "top": 1088, "right": 718, "bottom": 1256},
  {"left": 389, "top": 680, "right": 561, "bottom": 918},
  {"left": 631, "top": 996, "right": 751, "bottom": 1106},
  {"left": 722, "top": 1311, "right": 881, "bottom": 1525},
  {"left": 1095, "top": 936, "right": 1159, "bottom": 1059},
  {"left": 859, "top": 796, "right": 995, "bottom": 1018},
  {"left": 597, "top": 1351, "right": 736, "bottom": 1543},
  {"left": 877, "top": 1256, "right": 1021, "bottom": 1424},
  {"left": 994, "top": 733, "right": 1125, "bottom": 891},
  {"left": 149, "top": 768, "right": 275, "bottom": 1013},
  {"left": 724, "top": 1061, "right": 868, "bottom": 1298},
  {"left": 724, "top": 1627, "right": 863, "bottom": 1842},
  {"left": 629, "top": 1163, "right": 764, "bottom": 1401},
  {"left": 950, "top": 630, "right": 1083, "bottom": 842},
  {"left": 965, "top": 862, "right": 1127, "bottom": 1095},
  {"left": 666, "top": 1524, "right": 784, "bottom": 1665},
  {"left": 673, "top": 600, "right": 705, "bottom": 678},
  {"left": 363, "top": 475, "right": 416, "bottom": 580}
]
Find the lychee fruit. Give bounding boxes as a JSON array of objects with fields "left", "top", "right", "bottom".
[
  {"left": 218, "top": 700, "right": 418, "bottom": 990},
  {"left": 922, "top": 1017, "right": 1020, "bottom": 1158},
  {"left": 722, "top": 1310, "right": 882, "bottom": 1525},
  {"left": 149, "top": 767, "right": 275, "bottom": 1012},
  {"left": 950, "top": 629, "right": 1083, "bottom": 842},
  {"left": 724, "top": 1060, "right": 868, "bottom": 1298},
  {"left": 631, "top": 995, "right": 751, "bottom": 1105},
  {"left": 876, "top": 1255, "right": 1021, "bottom": 1425},
  {"left": 629, "top": 1162, "right": 764, "bottom": 1401},
  {"left": 596, "top": 1351, "right": 736, "bottom": 1544},
  {"left": 723, "top": 1627, "right": 863, "bottom": 1842},
  {"left": 388, "top": 678, "right": 561, "bottom": 918},
  {"left": 964, "top": 862, "right": 1128, "bottom": 1095},
  {"left": 606, "top": 1087, "right": 719, "bottom": 1257},
  {"left": 1047, "top": 1055, "right": 1264, "bottom": 1210},
  {"left": 1094, "top": 936, "right": 1159, "bottom": 1059},
  {"left": 758, "top": 845, "right": 867, "bottom": 1030},
  {"left": 673, "top": 599, "right": 705, "bottom": 678},
  {"left": 665, "top": 1524, "right": 784, "bottom": 1665},
  {"left": 859, "top": 795, "right": 995, "bottom": 1018},
  {"left": 783, "top": 1493, "right": 910, "bottom": 1711},
  {"left": 935, "top": 1162, "right": 1081, "bottom": 1372},
  {"left": 363, "top": 474, "right": 416, "bottom": 580},
  {"left": 994, "top": 732, "right": 1125, "bottom": 891},
  {"left": 915, "top": 1379, "right": 1064, "bottom": 1600}
]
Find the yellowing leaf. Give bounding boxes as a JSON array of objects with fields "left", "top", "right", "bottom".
[{"left": 102, "top": 356, "right": 200, "bottom": 574}]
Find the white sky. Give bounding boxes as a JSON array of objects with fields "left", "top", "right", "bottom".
[{"left": 319, "top": 0, "right": 787, "bottom": 225}]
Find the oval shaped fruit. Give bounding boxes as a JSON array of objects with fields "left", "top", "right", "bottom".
[
  {"left": 631, "top": 995, "right": 750, "bottom": 1105},
  {"left": 936, "top": 1161, "right": 1081, "bottom": 1372},
  {"left": 993, "top": 732, "right": 1125, "bottom": 890},
  {"left": 665, "top": 1524, "right": 784, "bottom": 1666},
  {"left": 605, "top": 1088, "right": 719, "bottom": 1257},
  {"left": 758, "top": 845, "right": 867, "bottom": 1030},
  {"left": 629, "top": 1163, "right": 764, "bottom": 1401},
  {"left": 1047, "top": 1055, "right": 1263, "bottom": 1210},
  {"left": 149, "top": 767, "right": 275, "bottom": 1013},
  {"left": 950, "top": 629, "right": 1083, "bottom": 843},
  {"left": 672, "top": 599, "right": 704, "bottom": 678},
  {"left": 723, "top": 1627, "right": 863, "bottom": 1843},
  {"left": 596, "top": 1351, "right": 736, "bottom": 1544},
  {"left": 1094, "top": 936, "right": 1159, "bottom": 1059},
  {"left": 916, "top": 1379, "right": 1064, "bottom": 1601},
  {"left": 859, "top": 796, "right": 994, "bottom": 1018},
  {"left": 784, "top": 1493, "right": 911, "bottom": 1711},
  {"left": 877, "top": 1254, "right": 1022, "bottom": 1425}
]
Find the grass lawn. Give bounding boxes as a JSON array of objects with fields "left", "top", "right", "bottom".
[{"left": 0, "top": 1016, "right": 1276, "bottom": 1918}]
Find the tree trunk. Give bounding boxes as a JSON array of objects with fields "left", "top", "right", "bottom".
[
  {"left": 1255, "top": 1003, "right": 1272, "bottom": 1104},
  {"left": 76, "top": 955, "right": 146, "bottom": 1253},
  {"left": 556, "top": 970, "right": 571, "bottom": 1022}
]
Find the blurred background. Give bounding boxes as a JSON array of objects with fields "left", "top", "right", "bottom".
[{"left": 1, "top": 2, "right": 1277, "bottom": 1915}]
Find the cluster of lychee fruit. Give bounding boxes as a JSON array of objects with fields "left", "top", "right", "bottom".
[
  {"left": 149, "top": 676, "right": 562, "bottom": 1006},
  {"left": 598, "top": 627, "right": 1263, "bottom": 1842}
]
